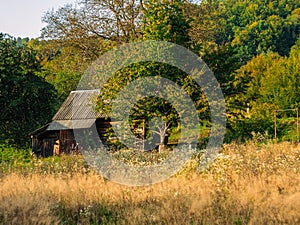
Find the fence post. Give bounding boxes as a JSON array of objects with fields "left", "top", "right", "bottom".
[
  {"left": 274, "top": 110, "right": 277, "bottom": 141},
  {"left": 296, "top": 108, "right": 299, "bottom": 142}
]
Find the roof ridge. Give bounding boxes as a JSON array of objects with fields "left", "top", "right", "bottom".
[{"left": 70, "top": 89, "right": 100, "bottom": 93}]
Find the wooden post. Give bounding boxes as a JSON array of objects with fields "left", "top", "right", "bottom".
[
  {"left": 142, "top": 120, "right": 145, "bottom": 151},
  {"left": 274, "top": 110, "right": 277, "bottom": 141},
  {"left": 296, "top": 108, "right": 299, "bottom": 142}
]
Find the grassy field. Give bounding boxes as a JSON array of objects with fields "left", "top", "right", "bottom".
[{"left": 0, "top": 141, "right": 300, "bottom": 224}]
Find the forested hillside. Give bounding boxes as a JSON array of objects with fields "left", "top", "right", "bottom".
[{"left": 1, "top": 0, "right": 300, "bottom": 146}]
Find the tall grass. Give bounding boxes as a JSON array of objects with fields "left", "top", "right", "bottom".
[{"left": 0, "top": 141, "right": 300, "bottom": 224}]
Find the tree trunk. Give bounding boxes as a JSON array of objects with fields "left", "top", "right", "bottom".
[
  {"left": 158, "top": 133, "right": 166, "bottom": 153},
  {"left": 158, "top": 143, "right": 166, "bottom": 153},
  {"left": 158, "top": 142, "right": 166, "bottom": 153}
]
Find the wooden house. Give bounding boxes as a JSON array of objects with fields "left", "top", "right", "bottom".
[{"left": 30, "top": 89, "right": 112, "bottom": 157}]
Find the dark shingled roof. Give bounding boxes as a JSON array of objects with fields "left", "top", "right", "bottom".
[
  {"left": 53, "top": 89, "right": 100, "bottom": 120},
  {"left": 47, "top": 89, "right": 101, "bottom": 130}
]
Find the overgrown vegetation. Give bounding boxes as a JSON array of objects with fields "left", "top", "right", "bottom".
[{"left": 0, "top": 141, "right": 300, "bottom": 224}]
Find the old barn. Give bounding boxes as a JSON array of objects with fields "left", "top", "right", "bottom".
[{"left": 30, "top": 89, "right": 112, "bottom": 157}]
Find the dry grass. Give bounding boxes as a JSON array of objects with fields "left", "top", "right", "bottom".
[{"left": 0, "top": 141, "right": 300, "bottom": 224}]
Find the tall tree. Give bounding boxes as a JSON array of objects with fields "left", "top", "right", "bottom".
[
  {"left": 95, "top": 0, "right": 202, "bottom": 151},
  {"left": 0, "top": 34, "right": 57, "bottom": 145},
  {"left": 42, "top": 0, "right": 144, "bottom": 45}
]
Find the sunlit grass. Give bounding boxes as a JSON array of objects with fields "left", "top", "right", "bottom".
[
  {"left": 111, "top": 148, "right": 170, "bottom": 165},
  {"left": 0, "top": 141, "right": 300, "bottom": 224}
]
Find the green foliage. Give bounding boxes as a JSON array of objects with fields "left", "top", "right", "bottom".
[
  {"left": 0, "top": 34, "right": 57, "bottom": 145},
  {"left": 0, "top": 144, "right": 91, "bottom": 176},
  {"left": 96, "top": 0, "right": 203, "bottom": 148},
  {"left": 191, "top": 0, "right": 300, "bottom": 110},
  {"left": 276, "top": 117, "right": 299, "bottom": 142},
  {"left": 0, "top": 143, "right": 31, "bottom": 163},
  {"left": 227, "top": 38, "right": 300, "bottom": 141},
  {"left": 29, "top": 39, "right": 115, "bottom": 102},
  {"left": 3, "top": 0, "right": 297, "bottom": 145},
  {"left": 142, "top": 0, "right": 191, "bottom": 46},
  {"left": 221, "top": 0, "right": 300, "bottom": 60},
  {"left": 238, "top": 46, "right": 300, "bottom": 110}
]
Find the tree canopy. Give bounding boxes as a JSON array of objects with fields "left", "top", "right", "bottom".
[
  {"left": 1, "top": 0, "right": 300, "bottom": 145},
  {"left": 0, "top": 34, "right": 57, "bottom": 145}
]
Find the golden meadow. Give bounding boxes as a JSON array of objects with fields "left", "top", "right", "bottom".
[{"left": 1, "top": 141, "right": 300, "bottom": 224}]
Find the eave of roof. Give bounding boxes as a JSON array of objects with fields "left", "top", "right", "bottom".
[
  {"left": 47, "top": 119, "right": 95, "bottom": 130},
  {"left": 29, "top": 123, "right": 50, "bottom": 136}
]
